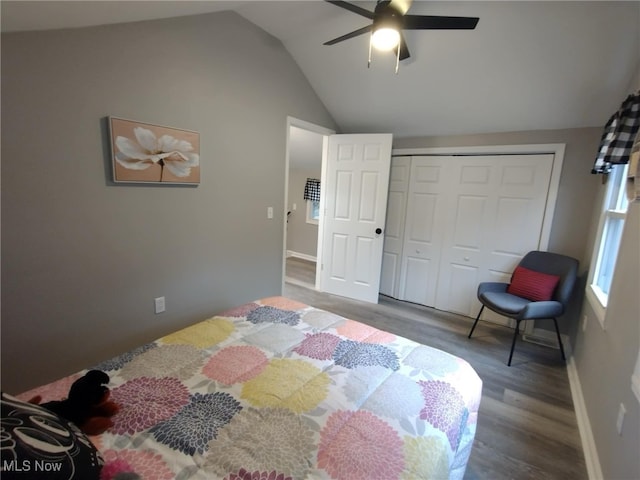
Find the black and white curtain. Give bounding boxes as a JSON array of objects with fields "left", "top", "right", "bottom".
[
  {"left": 592, "top": 91, "right": 640, "bottom": 174},
  {"left": 303, "top": 178, "right": 321, "bottom": 202}
]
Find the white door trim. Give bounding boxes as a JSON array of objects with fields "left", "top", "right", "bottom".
[{"left": 392, "top": 144, "right": 565, "bottom": 156}]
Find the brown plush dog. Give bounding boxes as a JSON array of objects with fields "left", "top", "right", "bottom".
[{"left": 30, "top": 370, "right": 119, "bottom": 435}]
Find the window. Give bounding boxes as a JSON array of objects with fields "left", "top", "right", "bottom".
[
  {"left": 306, "top": 200, "right": 320, "bottom": 225},
  {"left": 587, "top": 163, "right": 629, "bottom": 327},
  {"left": 303, "top": 178, "right": 321, "bottom": 225}
]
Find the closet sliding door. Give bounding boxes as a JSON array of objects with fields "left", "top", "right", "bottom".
[
  {"left": 392, "top": 154, "right": 555, "bottom": 321},
  {"left": 397, "top": 157, "right": 448, "bottom": 306},
  {"left": 380, "top": 157, "right": 410, "bottom": 298},
  {"left": 434, "top": 154, "right": 554, "bottom": 319}
]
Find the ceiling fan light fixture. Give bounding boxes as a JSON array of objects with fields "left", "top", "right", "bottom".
[
  {"left": 371, "top": 26, "right": 400, "bottom": 51},
  {"left": 323, "top": 0, "right": 479, "bottom": 70}
]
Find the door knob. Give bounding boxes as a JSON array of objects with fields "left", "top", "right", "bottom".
[{"left": 375, "top": 228, "right": 382, "bottom": 235}]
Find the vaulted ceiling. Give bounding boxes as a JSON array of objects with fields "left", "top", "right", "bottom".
[{"left": 3, "top": 1, "right": 639, "bottom": 138}]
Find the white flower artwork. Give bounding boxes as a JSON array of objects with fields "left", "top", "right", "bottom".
[{"left": 110, "top": 118, "right": 200, "bottom": 184}]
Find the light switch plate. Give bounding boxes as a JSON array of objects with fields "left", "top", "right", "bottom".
[
  {"left": 154, "top": 296, "right": 165, "bottom": 314},
  {"left": 616, "top": 403, "right": 626, "bottom": 435}
]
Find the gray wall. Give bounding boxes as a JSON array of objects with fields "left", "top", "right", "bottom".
[
  {"left": 572, "top": 74, "right": 640, "bottom": 480},
  {"left": 1, "top": 11, "right": 336, "bottom": 394},
  {"left": 576, "top": 202, "right": 639, "bottom": 480},
  {"left": 287, "top": 168, "right": 321, "bottom": 259},
  {"left": 394, "top": 127, "right": 602, "bottom": 337}
]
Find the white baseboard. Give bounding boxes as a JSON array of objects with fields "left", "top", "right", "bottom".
[
  {"left": 566, "top": 356, "right": 603, "bottom": 480},
  {"left": 286, "top": 250, "right": 317, "bottom": 262}
]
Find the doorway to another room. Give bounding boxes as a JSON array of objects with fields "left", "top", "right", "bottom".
[
  {"left": 284, "top": 120, "right": 329, "bottom": 289},
  {"left": 283, "top": 117, "right": 394, "bottom": 303}
]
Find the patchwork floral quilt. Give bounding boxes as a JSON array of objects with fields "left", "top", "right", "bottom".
[{"left": 18, "top": 296, "right": 482, "bottom": 480}]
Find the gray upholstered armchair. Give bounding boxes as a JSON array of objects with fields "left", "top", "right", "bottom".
[{"left": 467, "top": 250, "right": 579, "bottom": 366}]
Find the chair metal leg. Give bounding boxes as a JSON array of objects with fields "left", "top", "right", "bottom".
[
  {"left": 468, "top": 305, "right": 485, "bottom": 339},
  {"left": 508, "top": 320, "right": 520, "bottom": 366},
  {"left": 552, "top": 317, "right": 566, "bottom": 361}
]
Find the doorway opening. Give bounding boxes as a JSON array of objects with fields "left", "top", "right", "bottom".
[
  {"left": 283, "top": 118, "right": 333, "bottom": 290},
  {"left": 283, "top": 118, "right": 394, "bottom": 304}
]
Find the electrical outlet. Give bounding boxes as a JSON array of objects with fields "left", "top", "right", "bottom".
[
  {"left": 154, "top": 296, "right": 166, "bottom": 314},
  {"left": 267, "top": 207, "right": 274, "bottom": 219},
  {"left": 616, "top": 403, "right": 626, "bottom": 435}
]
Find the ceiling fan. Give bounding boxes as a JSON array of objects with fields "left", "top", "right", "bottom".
[{"left": 324, "top": 0, "right": 479, "bottom": 71}]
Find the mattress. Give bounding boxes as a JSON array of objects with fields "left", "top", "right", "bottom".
[{"left": 13, "top": 296, "right": 482, "bottom": 480}]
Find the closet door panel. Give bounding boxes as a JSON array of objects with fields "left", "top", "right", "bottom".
[
  {"left": 380, "top": 251, "right": 400, "bottom": 296},
  {"left": 402, "top": 257, "right": 437, "bottom": 305},
  {"left": 379, "top": 191, "right": 404, "bottom": 296},
  {"left": 398, "top": 157, "right": 448, "bottom": 306},
  {"left": 485, "top": 155, "right": 554, "bottom": 277},
  {"left": 381, "top": 157, "right": 410, "bottom": 297},
  {"left": 435, "top": 160, "right": 494, "bottom": 316},
  {"left": 436, "top": 154, "right": 554, "bottom": 318},
  {"left": 443, "top": 263, "right": 479, "bottom": 317}
]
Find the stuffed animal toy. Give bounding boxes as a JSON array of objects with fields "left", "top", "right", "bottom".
[
  {"left": 100, "top": 458, "right": 141, "bottom": 480},
  {"left": 30, "top": 369, "right": 119, "bottom": 435}
]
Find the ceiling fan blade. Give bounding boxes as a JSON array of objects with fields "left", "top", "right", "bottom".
[
  {"left": 403, "top": 15, "right": 479, "bottom": 30},
  {"left": 396, "top": 33, "right": 410, "bottom": 60},
  {"left": 325, "top": 1, "right": 375, "bottom": 19},
  {"left": 323, "top": 25, "right": 373, "bottom": 45}
]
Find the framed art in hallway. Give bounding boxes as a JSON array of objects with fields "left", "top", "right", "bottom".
[{"left": 109, "top": 117, "right": 200, "bottom": 185}]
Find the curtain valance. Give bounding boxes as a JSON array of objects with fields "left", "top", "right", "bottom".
[
  {"left": 592, "top": 91, "right": 640, "bottom": 174},
  {"left": 303, "top": 178, "right": 321, "bottom": 202}
]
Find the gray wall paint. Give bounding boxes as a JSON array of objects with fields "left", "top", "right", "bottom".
[
  {"left": 395, "top": 128, "right": 602, "bottom": 336},
  {"left": 1, "top": 11, "right": 336, "bottom": 394},
  {"left": 287, "top": 168, "right": 321, "bottom": 258},
  {"left": 576, "top": 203, "right": 639, "bottom": 480},
  {"left": 572, "top": 75, "right": 640, "bottom": 480}
]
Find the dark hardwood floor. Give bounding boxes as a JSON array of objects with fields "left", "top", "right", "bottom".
[{"left": 283, "top": 257, "right": 587, "bottom": 480}]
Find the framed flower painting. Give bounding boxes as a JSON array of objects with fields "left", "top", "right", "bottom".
[{"left": 109, "top": 117, "right": 200, "bottom": 185}]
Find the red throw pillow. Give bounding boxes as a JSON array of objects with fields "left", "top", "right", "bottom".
[{"left": 507, "top": 266, "right": 560, "bottom": 302}]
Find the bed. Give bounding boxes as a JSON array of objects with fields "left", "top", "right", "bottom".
[{"left": 6, "top": 296, "right": 482, "bottom": 480}]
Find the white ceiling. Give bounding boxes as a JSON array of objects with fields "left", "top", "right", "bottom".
[{"left": 2, "top": 1, "right": 639, "bottom": 139}]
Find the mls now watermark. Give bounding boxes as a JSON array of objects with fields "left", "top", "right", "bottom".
[{"left": 2, "top": 459, "right": 64, "bottom": 473}]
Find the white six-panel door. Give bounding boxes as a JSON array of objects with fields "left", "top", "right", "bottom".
[
  {"left": 320, "top": 134, "right": 393, "bottom": 303},
  {"left": 392, "top": 154, "right": 555, "bottom": 322},
  {"left": 398, "top": 157, "right": 449, "bottom": 306},
  {"left": 435, "top": 155, "right": 554, "bottom": 320}
]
